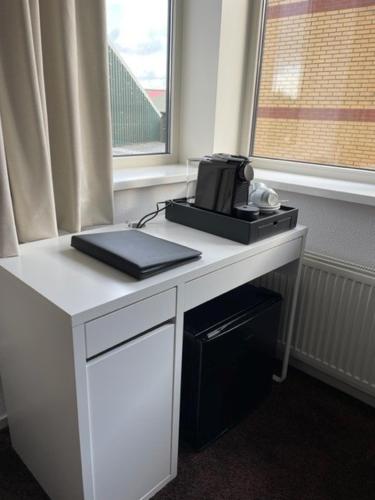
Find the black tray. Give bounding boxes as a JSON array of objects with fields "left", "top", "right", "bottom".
[{"left": 165, "top": 200, "right": 298, "bottom": 244}]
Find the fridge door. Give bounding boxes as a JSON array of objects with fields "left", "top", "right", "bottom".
[{"left": 193, "top": 301, "right": 281, "bottom": 449}]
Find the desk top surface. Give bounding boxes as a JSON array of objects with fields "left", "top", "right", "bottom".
[{"left": 0, "top": 220, "right": 307, "bottom": 325}]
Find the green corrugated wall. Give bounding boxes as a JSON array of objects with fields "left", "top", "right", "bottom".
[{"left": 108, "top": 45, "right": 161, "bottom": 147}]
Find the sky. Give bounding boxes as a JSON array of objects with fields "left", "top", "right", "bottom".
[{"left": 106, "top": 0, "right": 169, "bottom": 90}]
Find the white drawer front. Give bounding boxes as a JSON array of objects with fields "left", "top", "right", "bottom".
[
  {"left": 184, "top": 238, "right": 302, "bottom": 311},
  {"left": 85, "top": 288, "right": 176, "bottom": 358}
]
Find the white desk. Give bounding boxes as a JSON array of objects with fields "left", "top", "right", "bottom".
[{"left": 0, "top": 220, "right": 307, "bottom": 500}]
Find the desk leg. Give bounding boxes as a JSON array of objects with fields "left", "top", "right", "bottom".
[
  {"left": 170, "top": 284, "right": 185, "bottom": 478},
  {"left": 274, "top": 235, "right": 306, "bottom": 383}
]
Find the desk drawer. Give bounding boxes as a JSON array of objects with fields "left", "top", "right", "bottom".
[
  {"left": 85, "top": 288, "right": 176, "bottom": 358},
  {"left": 184, "top": 238, "right": 302, "bottom": 311}
]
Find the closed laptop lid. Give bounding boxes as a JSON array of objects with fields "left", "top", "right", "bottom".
[{"left": 71, "top": 229, "right": 201, "bottom": 277}]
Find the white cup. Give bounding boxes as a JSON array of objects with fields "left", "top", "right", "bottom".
[{"left": 249, "top": 182, "right": 280, "bottom": 208}]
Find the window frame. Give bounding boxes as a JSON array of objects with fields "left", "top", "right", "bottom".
[
  {"left": 243, "top": 0, "right": 375, "bottom": 184},
  {"left": 111, "top": 0, "right": 181, "bottom": 170}
]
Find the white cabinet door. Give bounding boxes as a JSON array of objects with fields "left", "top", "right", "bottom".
[{"left": 87, "top": 323, "right": 175, "bottom": 500}]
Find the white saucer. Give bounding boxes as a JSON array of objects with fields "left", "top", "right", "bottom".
[{"left": 258, "top": 203, "right": 281, "bottom": 214}]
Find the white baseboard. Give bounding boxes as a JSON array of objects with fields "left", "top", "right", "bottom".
[{"left": 289, "top": 357, "right": 375, "bottom": 408}]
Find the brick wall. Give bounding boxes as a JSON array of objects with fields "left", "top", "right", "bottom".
[{"left": 253, "top": 0, "right": 375, "bottom": 169}]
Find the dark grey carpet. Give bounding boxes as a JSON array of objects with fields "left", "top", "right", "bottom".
[
  {"left": 0, "top": 369, "right": 374, "bottom": 500},
  {"left": 154, "top": 369, "right": 375, "bottom": 500}
]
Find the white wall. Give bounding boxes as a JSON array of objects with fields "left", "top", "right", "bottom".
[
  {"left": 114, "top": 182, "right": 188, "bottom": 225},
  {"left": 277, "top": 190, "right": 375, "bottom": 268},
  {"left": 179, "top": 0, "right": 222, "bottom": 161},
  {"left": 213, "top": 0, "right": 250, "bottom": 153},
  {"left": 179, "top": 0, "right": 250, "bottom": 161}
]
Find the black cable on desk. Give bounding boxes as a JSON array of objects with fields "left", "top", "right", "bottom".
[
  {"left": 134, "top": 198, "right": 195, "bottom": 229},
  {"left": 135, "top": 201, "right": 172, "bottom": 228}
]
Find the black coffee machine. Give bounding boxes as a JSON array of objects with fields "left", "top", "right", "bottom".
[{"left": 194, "top": 154, "right": 255, "bottom": 218}]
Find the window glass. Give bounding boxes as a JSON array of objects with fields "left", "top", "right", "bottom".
[
  {"left": 251, "top": 0, "right": 375, "bottom": 170},
  {"left": 106, "top": 0, "right": 171, "bottom": 156}
]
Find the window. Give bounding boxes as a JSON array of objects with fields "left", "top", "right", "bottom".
[
  {"left": 250, "top": 0, "right": 375, "bottom": 171},
  {"left": 106, "top": 0, "right": 172, "bottom": 157}
]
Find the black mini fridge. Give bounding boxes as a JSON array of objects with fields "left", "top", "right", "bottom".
[{"left": 180, "top": 283, "right": 282, "bottom": 450}]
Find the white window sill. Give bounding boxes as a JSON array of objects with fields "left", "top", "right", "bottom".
[
  {"left": 113, "top": 164, "right": 375, "bottom": 207},
  {"left": 254, "top": 168, "right": 375, "bottom": 207},
  {"left": 113, "top": 164, "right": 197, "bottom": 191}
]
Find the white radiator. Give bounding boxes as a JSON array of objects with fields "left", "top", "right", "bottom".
[{"left": 257, "top": 252, "right": 375, "bottom": 404}]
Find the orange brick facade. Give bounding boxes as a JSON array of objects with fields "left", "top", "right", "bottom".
[{"left": 253, "top": 0, "right": 375, "bottom": 169}]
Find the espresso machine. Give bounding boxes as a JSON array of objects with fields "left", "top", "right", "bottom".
[{"left": 194, "top": 154, "right": 254, "bottom": 215}]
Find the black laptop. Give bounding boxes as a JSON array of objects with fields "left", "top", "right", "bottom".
[{"left": 71, "top": 229, "right": 201, "bottom": 279}]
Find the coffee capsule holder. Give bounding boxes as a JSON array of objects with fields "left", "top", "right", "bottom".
[{"left": 165, "top": 200, "right": 297, "bottom": 244}]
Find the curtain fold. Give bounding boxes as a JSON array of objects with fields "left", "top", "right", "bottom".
[
  {"left": 0, "top": 0, "right": 113, "bottom": 257},
  {"left": 0, "top": 0, "right": 58, "bottom": 246},
  {"left": 0, "top": 116, "right": 18, "bottom": 257}
]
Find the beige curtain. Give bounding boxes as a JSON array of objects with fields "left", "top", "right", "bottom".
[{"left": 0, "top": 0, "right": 114, "bottom": 258}]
